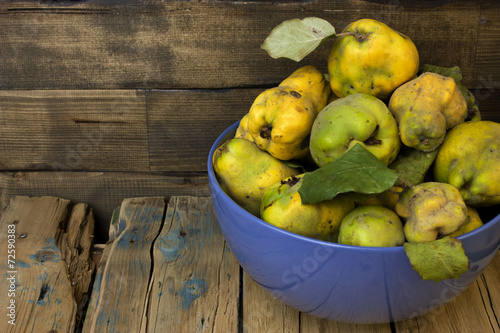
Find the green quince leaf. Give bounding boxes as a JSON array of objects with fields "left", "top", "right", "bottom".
[
  {"left": 418, "top": 64, "right": 463, "bottom": 84},
  {"left": 261, "top": 17, "right": 336, "bottom": 62},
  {"left": 389, "top": 145, "right": 439, "bottom": 188},
  {"left": 404, "top": 236, "right": 470, "bottom": 282},
  {"left": 298, "top": 143, "right": 399, "bottom": 204}
]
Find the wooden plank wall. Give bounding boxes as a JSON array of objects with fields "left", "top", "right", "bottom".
[{"left": 1, "top": 0, "right": 499, "bottom": 241}]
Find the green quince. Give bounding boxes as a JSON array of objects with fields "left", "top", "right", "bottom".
[
  {"left": 309, "top": 92, "right": 401, "bottom": 167},
  {"left": 213, "top": 138, "right": 300, "bottom": 217},
  {"left": 338, "top": 205, "right": 405, "bottom": 247},
  {"left": 260, "top": 174, "right": 355, "bottom": 240}
]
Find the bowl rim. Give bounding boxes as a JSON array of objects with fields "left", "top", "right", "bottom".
[{"left": 208, "top": 120, "right": 500, "bottom": 252}]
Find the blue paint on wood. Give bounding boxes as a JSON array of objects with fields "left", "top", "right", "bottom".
[
  {"left": 16, "top": 260, "right": 30, "bottom": 268},
  {"left": 36, "top": 283, "right": 51, "bottom": 305},
  {"left": 116, "top": 206, "right": 164, "bottom": 249},
  {"left": 180, "top": 276, "right": 207, "bottom": 309},
  {"left": 157, "top": 231, "right": 185, "bottom": 261},
  {"left": 30, "top": 237, "right": 61, "bottom": 265},
  {"left": 116, "top": 217, "right": 127, "bottom": 236}
]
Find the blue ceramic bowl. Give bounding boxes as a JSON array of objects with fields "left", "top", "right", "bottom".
[{"left": 208, "top": 121, "right": 500, "bottom": 324}]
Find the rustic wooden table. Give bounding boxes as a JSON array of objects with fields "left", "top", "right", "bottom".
[{"left": 0, "top": 196, "right": 498, "bottom": 332}]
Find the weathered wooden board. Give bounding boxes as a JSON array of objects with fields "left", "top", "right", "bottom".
[
  {"left": 0, "top": 90, "right": 149, "bottom": 172},
  {"left": 394, "top": 278, "right": 500, "bottom": 332},
  {"left": 0, "top": 89, "right": 257, "bottom": 172},
  {"left": 61, "top": 202, "right": 96, "bottom": 328},
  {"left": 473, "top": 0, "right": 500, "bottom": 116},
  {"left": 82, "top": 197, "right": 165, "bottom": 332},
  {"left": 82, "top": 196, "right": 240, "bottom": 333},
  {"left": 146, "top": 89, "right": 258, "bottom": 172},
  {"left": 480, "top": 250, "right": 500, "bottom": 329},
  {"left": 1, "top": 0, "right": 500, "bottom": 114},
  {"left": 2, "top": 88, "right": 498, "bottom": 175},
  {"left": 300, "top": 314, "right": 393, "bottom": 333},
  {"left": 0, "top": 172, "right": 210, "bottom": 243},
  {"left": 0, "top": 196, "right": 95, "bottom": 332},
  {"left": 145, "top": 196, "right": 239, "bottom": 332},
  {"left": 242, "top": 274, "right": 300, "bottom": 333}
]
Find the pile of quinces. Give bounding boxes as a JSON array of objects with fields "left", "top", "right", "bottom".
[{"left": 213, "top": 18, "right": 500, "bottom": 248}]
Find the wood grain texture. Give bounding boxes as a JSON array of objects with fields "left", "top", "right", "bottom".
[
  {"left": 0, "top": 90, "right": 149, "bottom": 171},
  {"left": 473, "top": 0, "right": 500, "bottom": 120},
  {"left": 393, "top": 251, "right": 500, "bottom": 333},
  {"left": 0, "top": 171, "right": 210, "bottom": 243},
  {"left": 0, "top": 89, "right": 257, "bottom": 172},
  {"left": 0, "top": 196, "right": 95, "bottom": 333},
  {"left": 145, "top": 196, "right": 240, "bottom": 332},
  {"left": 477, "top": 251, "right": 500, "bottom": 332},
  {"left": 83, "top": 196, "right": 240, "bottom": 333},
  {"left": 3, "top": 87, "right": 494, "bottom": 175},
  {"left": 82, "top": 197, "right": 165, "bottom": 333},
  {"left": 0, "top": 0, "right": 499, "bottom": 104},
  {"left": 146, "top": 89, "right": 259, "bottom": 172},
  {"left": 59, "top": 202, "right": 96, "bottom": 329},
  {"left": 300, "top": 313, "right": 393, "bottom": 333},
  {"left": 242, "top": 274, "right": 300, "bottom": 333}
]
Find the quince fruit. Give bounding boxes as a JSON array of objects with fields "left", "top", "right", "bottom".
[
  {"left": 309, "top": 92, "right": 401, "bottom": 167},
  {"left": 450, "top": 206, "right": 483, "bottom": 237},
  {"left": 338, "top": 205, "right": 405, "bottom": 247},
  {"left": 389, "top": 72, "right": 468, "bottom": 152},
  {"left": 260, "top": 174, "right": 355, "bottom": 240},
  {"left": 234, "top": 113, "right": 254, "bottom": 142},
  {"left": 328, "top": 18, "right": 419, "bottom": 100},
  {"left": 243, "top": 65, "right": 330, "bottom": 160},
  {"left": 213, "top": 138, "right": 300, "bottom": 217},
  {"left": 395, "top": 182, "right": 468, "bottom": 243},
  {"left": 433, "top": 120, "right": 500, "bottom": 206}
]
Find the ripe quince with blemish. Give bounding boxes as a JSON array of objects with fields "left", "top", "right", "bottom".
[
  {"left": 260, "top": 174, "right": 355, "bottom": 240},
  {"left": 212, "top": 138, "right": 300, "bottom": 217},
  {"left": 246, "top": 65, "right": 331, "bottom": 160},
  {"left": 278, "top": 65, "right": 332, "bottom": 111},
  {"left": 328, "top": 18, "right": 419, "bottom": 100},
  {"left": 389, "top": 72, "right": 468, "bottom": 152},
  {"left": 309, "top": 92, "right": 401, "bottom": 167},
  {"left": 433, "top": 120, "right": 500, "bottom": 206},
  {"left": 395, "top": 182, "right": 468, "bottom": 243}
]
